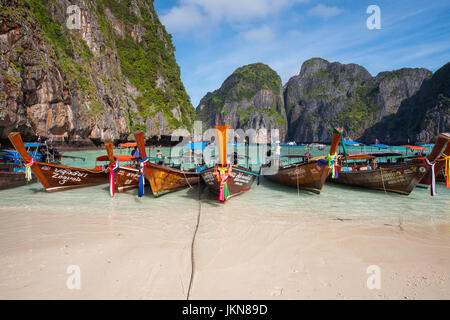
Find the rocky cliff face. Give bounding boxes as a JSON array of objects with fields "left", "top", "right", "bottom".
[
  {"left": 284, "top": 58, "right": 432, "bottom": 143},
  {"left": 361, "top": 62, "right": 450, "bottom": 144},
  {"left": 195, "top": 57, "right": 447, "bottom": 144},
  {"left": 196, "top": 63, "right": 287, "bottom": 142},
  {"left": 0, "top": 0, "right": 194, "bottom": 145}
]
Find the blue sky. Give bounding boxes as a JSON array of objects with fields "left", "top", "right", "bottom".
[{"left": 154, "top": 0, "right": 450, "bottom": 107}]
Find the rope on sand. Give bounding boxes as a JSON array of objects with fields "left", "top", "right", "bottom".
[
  {"left": 182, "top": 170, "right": 193, "bottom": 189},
  {"left": 379, "top": 166, "right": 387, "bottom": 194},
  {"left": 187, "top": 181, "right": 201, "bottom": 300}
]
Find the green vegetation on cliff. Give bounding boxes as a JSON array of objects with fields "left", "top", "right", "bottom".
[
  {"left": 202, "top": 63, "right": 282, "bottom": 114},
  {"left": 335, "top": 83, "right": 381, "bottom": 131},
  {"left": 232, "top": 63, "right": 281, "bottom": 94},
  {"left": 197, "top": 63, "right": 287, "bottom": 135},
  {"left": 95, "top": 0, "right": 194, "bottom": 130},
  {"left": 23, "top": 0, "right": 194, "bottom": 131},
  {"left": 25, "top": 0, "right": 96, "bottom": 95}
]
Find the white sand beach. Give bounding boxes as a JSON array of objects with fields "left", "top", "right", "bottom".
[{"left": 0, "top": 183, "right": 448, "bottom": 299}]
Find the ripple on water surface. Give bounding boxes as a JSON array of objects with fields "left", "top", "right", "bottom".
[{"left": 1, "top": 148, "right": 448, "bottom": 226}]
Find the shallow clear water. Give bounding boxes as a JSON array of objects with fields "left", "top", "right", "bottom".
[{"left": 0, "top": 146, "right": 448, "bottom": 226}]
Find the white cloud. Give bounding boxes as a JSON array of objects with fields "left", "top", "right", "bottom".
[
  {"left": 161, "top": 0, "right": 310, "bottom": 33},
  {"left": 308, "top": 4, "right": 342, "bottom": 19},
  {"left": 242, "top": 26, "right": 275, "bottom": 42},
  {"left": 160, "top": 5, "right": 208, "bottom": 33}
]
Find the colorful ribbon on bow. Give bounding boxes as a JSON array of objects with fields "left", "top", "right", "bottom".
[
  {"left": 439, "top": 153, "right": 449, "bottom": 189},
  {"left": 327, "top": 153, "right": 338, "bottom": 179},
  {"left": 24, "top": 158, "right": 35, "bottom": 182},
  {"left": 213, "top": 162, "right": 232, "bottom": 202},
  {"left": 109, "top": 162, "right": 119, "bottom": 197},
  {"left": 424, "top": 158, "right": 436, "bottom": 196},
  {"left": 138, "top": 157, "right": 149, "bottom": 197}
]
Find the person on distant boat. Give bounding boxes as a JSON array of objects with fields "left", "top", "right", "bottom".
[
  {"left": 131, "top": 146, "right": 140, "bottom": 158},
  {"left": 196, "top": 159, "right": 207, "bottom": 172},
  {"left": 304, "top": 151, "right": 312, "bottom": 161},
  {"left": 233, "top": 151, "right": 239, "bottom": 165},
  {"left": 156, "top": 149, "right": 164, "bottom": 165}
]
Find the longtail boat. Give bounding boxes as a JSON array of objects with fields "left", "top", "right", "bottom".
[
  {"left": 1, "top": 149, "right": 35, "bottom": 190},
  {"left": 8, "top": 132, "right": 108, "bottom": 192},
  {"left": 0, "top": 141, "right": 64, "bottom": 190},
  {"left": 104, "top": 142, "right": 140, "bottom": 196},
  {"left": 200, "top": 125, "right": 258, "bottom": 202},
  {"left": 331, "top": 132, "right": 450, "bottom": 195},
  {"left": 134, "top": 131, "right": 200, "bottom": 197},
  {"left": 419, "top": 135, "right": 450, "bottom": 188},
  {"left": 263, "top": 128, "right": 342, "bottom": 194},
  {"left": 0, "top": 171, "right": 36, "bottom": 190}
]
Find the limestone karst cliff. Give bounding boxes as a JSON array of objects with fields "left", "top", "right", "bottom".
[
  {"left": 196, "top": 63, "right": 287, "bottom": 142},
  {"left": 361, "top": 62, "right": 450, "bottom": 144},
  {"left": 284, "top": 58, "right": 432, "bottom": 143},
  {"left": 197, "top": 58, "right": 447, "bottom": 144},
  {"left": 0, "top": 0, "right": 194, "bottom": 145}
]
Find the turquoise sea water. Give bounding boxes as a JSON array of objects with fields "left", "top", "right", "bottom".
[{"left": 0, "top": 145, "right": 448, "bottom": 226}]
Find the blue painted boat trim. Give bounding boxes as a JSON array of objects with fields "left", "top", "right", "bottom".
[{"left": 201, "top": 166, "right": 259, "bottom": 176}]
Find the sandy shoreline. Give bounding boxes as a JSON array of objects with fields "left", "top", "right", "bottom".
[{"left": 0, "top": 196, "right": 448, "bottom": 299}]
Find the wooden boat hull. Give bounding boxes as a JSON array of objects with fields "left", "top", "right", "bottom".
[
  {"left": 419, "top": 140, "right": 450, "bottom": 185},
  {"left": 436, "top": 167, "right": 446, "bottom": 182},
  {"left": 8, "top": 131, "right": 109, "bottom": 192},
  {"left": 143, "top": 162, "right": 200, "bottom": 197},
  {"left": 114, "top": 167, "right": 140, "bottom": 192},
  {"left": 0, "top": 171, "right": 36, "bottom": 190},
  {"left": 332, "top": 163, "right": 427, "bottom": 195},
  {"left": 200, "top": 166, "right": 257, "bottom": 199},
  {"left": 30, "top": 162, "right": 108, "bottom": 192},
  {"left": 265, "top": 161, "right": 330, "bottom": 194}
]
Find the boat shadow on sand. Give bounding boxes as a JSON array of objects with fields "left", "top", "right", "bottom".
[
  {"left": 26, "top": 185, "right": 48, "bottom": 194},
  {"left": 323, "top": 180, "right": 425, "bottom": 199},
  {"left": 179, "top": 183, "right": 225, "bottom": 207},
  {"left": 259, "top": 176, "right": 321, "bottom": 197},
  {"left": 176, "top": 182, "right": 250, "bottom": 207}
]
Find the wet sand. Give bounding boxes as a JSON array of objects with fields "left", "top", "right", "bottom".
[{"left": 0, "top": 183, "right": 448, "bottom": 300}]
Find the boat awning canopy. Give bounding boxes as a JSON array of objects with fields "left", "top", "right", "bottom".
[
  {"left": 119, "top": 142, "right": 137, "bottom": 148},
  {"left": 184, "top": 142, "right": 208, "bottom": 150},
  {"left": 346, "top": 154, "right": 376, "bottom": 160},
  {"left": 344, "top": 140, "right": 363, "bottom": 146},
  {"left": 343, "top": 152, "right": 403, "bottom": 160},
  {"left": 371, "top": 144, "right": 390, "bottom": 149},
  {"left": 96, "top": 155, "right": 136, "bottom": 162},
  {"left": 23, "top": 142, "right": 47, "bottom": 147},
  {"left": 266, "top": 154, "right": 306, "bottom": 158},
  {"left": 402, "top": 145, "right": 427, "bottom": 150},
  {"left": 367, "top": 152, "right": 403, "bottom": 157},
  {"left": 96, "top": 155, "right": 110, "bottom": 162},
  {"left": 0, "top": 150, "right": 42, "bottom": 159},
  {"left": 115, "top": 155, "right": 136, "bottom": 161},
  {"left": 418, "top": 144, "right": 434, "bottom": 148}
]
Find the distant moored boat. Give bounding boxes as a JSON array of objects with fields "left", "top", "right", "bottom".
[
  {"left": 331, "top": 132, "right": 450, "bottom": 195},
  {"left": 200, "top": 125, "right": 258, "bottom": 202},
  {"left": 8, "top": 132, "right": 108, "bottom": 192},
  {"left": 263, "top": 128, "right": 342, "bottom": 194}
]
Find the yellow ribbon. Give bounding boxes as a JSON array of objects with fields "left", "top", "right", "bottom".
[
  {"left": 327, "top": 153, "right": 338, "bottom": 179},
  {"left": 438, "top": 153, "right": 450, "bottom": 188},
  {"left": 24, "top": 158, "right": 35, "bottom": 182}
]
